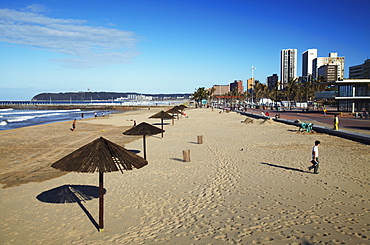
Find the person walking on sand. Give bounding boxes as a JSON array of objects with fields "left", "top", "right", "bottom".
[
  {"left": 70, "top": 119, "right": 76, "bottom": 131},
  {"left": 308, "top": 140, "right": 321, "bottom": 174},
  {"left": 323, "top": 108, "right": 327, "bottom": 116},
  {"left": 333, "top": 114, "right": 339, "bottom": 130}
]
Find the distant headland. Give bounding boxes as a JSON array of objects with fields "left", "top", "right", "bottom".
[{"left": 0, "top": 92, "right": 192, "bottom": 110}]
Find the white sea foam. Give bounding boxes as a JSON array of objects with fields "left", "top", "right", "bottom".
[
  {"left": 7, "top": 116, "right": 36, "bottom": 123},
  {"left": 0, "top": 109, "right": 81, "bottom": 116},
  {"left": 0, "top": 121, "right": 7, "bottom": 126},
  {"left": 0, "top": 108, "right": 13, "bottom": 112}
]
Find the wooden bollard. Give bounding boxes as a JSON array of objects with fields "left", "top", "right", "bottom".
[
  {"left": 197, "top": 135, "right": 203, "bottom": 144},
  {"left": 183, "top": 149, "right": 191, "bottom": 162}
]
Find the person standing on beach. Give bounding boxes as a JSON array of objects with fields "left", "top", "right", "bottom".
[
  {"left": 308, "top": 140, "right": 320, "bottom": 174},
  {"left": 70, "top": 119, "right": 76, "bottom": 131},
  {"left": 333, "top": 114, "right": 339, "bottom": 130}
]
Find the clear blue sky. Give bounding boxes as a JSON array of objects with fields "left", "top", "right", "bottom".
[{"left": 1, "top": 0, "right": 369, "bottom": 100}]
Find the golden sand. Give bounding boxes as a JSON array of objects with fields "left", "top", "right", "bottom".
[{"left": 0, "top": 108, "right": 369, "bottom": 244}]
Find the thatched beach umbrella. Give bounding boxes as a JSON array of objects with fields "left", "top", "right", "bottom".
[
  {"left": 51, "top": 137, "right": 147, "bottom": 232},
  {"left": 149, "top": 110, "right": 175, "bottom": 137},
  {"left": 123, "top": 122, "right": 164, "bottom": 160},
  {"left": 166, "top": 108, "right": 182, "bottom": 120},
  {"left": 174, "top": 105, "right": 187, "bottom": 111}
]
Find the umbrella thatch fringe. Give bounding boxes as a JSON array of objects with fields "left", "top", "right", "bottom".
[
  {"left": 51, "top": 137, "right": 148, "bottom": 173},
  {"left": 166, "top": 108, "right": 181, "bottom": 114},
  {"left": 149, "top": 110, "right": 175, "bottom": 119},
  {"left": 123, "top": 122, "right": 164, "bottom": 136}
]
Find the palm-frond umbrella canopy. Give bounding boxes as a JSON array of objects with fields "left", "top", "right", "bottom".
[
  {"left": 123, "top": 122, "right": 164, "bottom": 160},
  {"left": 166, "top": 108, "right": 182, "bottom": 119},
  {"left": 174, "top": 105, "right": 187, "bottom": 111},
  {"left": 51, "top": 137, "right": 147, "bottom": 232},
  {"left": 149, "top": 110, "right": 175, "bottom": 137}
]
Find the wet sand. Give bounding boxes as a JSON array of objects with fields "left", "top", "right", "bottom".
[{"left": 0, "top": 108, "right": 369, "bottom": 244}]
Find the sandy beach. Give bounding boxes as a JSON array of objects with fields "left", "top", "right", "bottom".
[{"left": 0, "top": 107, "right": 369, "bottom": 244}]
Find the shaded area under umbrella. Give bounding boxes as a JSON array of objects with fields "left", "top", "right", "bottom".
[
  {"left": 123, "top": 122, "right": 164, "bottom": 160},
  {"left": 51, "top": 137, "right": 147, "bottom": 232},
  {"left": 149, "top": 110, "right": 174, "bottom": 137},
  {"left": 37, "top": 184, "right": 105, "bottom": 203},
  {"left": 37, "top": 185, "right": 106, "bottom": 231}
]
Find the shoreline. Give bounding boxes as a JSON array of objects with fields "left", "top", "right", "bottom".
[
  {"left": 0, "top": 109, "right": 150, "bottom": 188},
  {"left": 1, "top": 108, "right": 369, "bottom": 244}
]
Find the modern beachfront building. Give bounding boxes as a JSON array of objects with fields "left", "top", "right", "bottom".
[
  {"left": 280, "top": 49, "right": 297, "bottom": 90},
  {"left": 329, "top": 79, "right": 370, "bottom": 112}
]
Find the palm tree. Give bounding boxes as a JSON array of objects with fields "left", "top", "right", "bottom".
[
  {"left": 208, "top": 87, "right": 216, "bottom": 107},
  {"left": 284, "top": 78, "right": 299, "bottom": 109},
  {"left": 253, "top": 80, "right": 270, "bottom": 103},
  {"left": 192, "top": 87, "right": 209, "bottom": 108}
]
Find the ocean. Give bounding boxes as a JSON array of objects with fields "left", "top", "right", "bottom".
[{"left": 0, "top": 108, "right": 112, "bottom": 131}]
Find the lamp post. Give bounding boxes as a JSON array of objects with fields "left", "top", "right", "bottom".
[{"left": 250, "top": 66, "right": 256, "bottom": 104}]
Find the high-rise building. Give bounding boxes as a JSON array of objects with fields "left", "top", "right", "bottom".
[
  {"left": 267, "top": 74, "right": 278, "bottom": 90},
  {"left": 318, "top": 65, "right": 338, "bottom": 82},
  {"left": 349, "top": 59, "right": 370, "bottom": 79},
  {"left": 230, "top": 80, "right": 244, "bottom": 93},
  {"left": 280, "top": 49, "right": 297, "bottom": 89},
  {"left": 212, "top": 85, "right": 230, "bottom": 95},
  {"left": 313, "top": 52, "right": 345, "bottom": 81},
  {"left": 302, "top": 49, "right": 317, "bottom": 79}
]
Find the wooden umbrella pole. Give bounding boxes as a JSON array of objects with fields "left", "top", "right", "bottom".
[
  {"left": 143, "top": 135, "right": 147, "bottom": 160},
  {"left": 161, "top": 118, "right": 164, "bottom": 138},
  {"left": 99, "top": 171, "right": 104, "bottom": 232}
]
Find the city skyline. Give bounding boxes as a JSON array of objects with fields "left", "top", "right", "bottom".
[{"left": 1, "top": 0, "right": 370, "bottom": 100}]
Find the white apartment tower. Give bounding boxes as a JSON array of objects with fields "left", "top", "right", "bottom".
[
  {"left": 280, "top": 49, "right": 297, "bottom": 90},
  {"left": 302, "top": 49, "right": 317, "bottom": 79}
]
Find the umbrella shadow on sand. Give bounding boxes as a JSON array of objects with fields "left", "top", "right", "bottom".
[
  {"left": 37, "top": 185, "right": 106, "bottom": 231},
  {"left": 128, "top": 149, "right": 141, "bottom": 154},
  {"left": 152, "top": 122, "right": 171, "bottom": 126},
  {"left": 260, "top": 162, "right": 309, "bottom": 173},
  {"left": 170, "top": 157, "right": 185, "bottom": 162}
]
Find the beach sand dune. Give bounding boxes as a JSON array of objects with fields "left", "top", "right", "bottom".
[{"left": 0, "top": 108, "right": 369, "bottom": 244}]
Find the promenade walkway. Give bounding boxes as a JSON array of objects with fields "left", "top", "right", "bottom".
[{"left": 236, "top": 108, "right": 370, "bottom": 145}]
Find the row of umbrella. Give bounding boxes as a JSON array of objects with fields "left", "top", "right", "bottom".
[{"left": 50, "top": 105, "right": 187, "bottom": 232}]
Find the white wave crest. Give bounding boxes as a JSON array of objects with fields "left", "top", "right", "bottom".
[
  {"left": 7, "top": 116, "right": 35, "bottom": 123},
  {"left": 0, "top": 108, "right": 14, "bottom": 112}
]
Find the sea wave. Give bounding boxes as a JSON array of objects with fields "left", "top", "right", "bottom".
[
  {"left": 0, "top": 120, "right": 7, "bottom": 126},
  {"left": 7, "top": 116, "right": 36, "bottom": 123},
  {"left": 0, "top": 109, "right": 81, "bottom": 115},
  {"left": 0, "top": 108, "right": 14, "bottom": 112}
]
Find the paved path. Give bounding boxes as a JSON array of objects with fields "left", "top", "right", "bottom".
[{"left": 235, "top": 108, "right": 370, "bottom": 145}]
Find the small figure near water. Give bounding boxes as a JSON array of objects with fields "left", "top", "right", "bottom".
[{"left": 70, "top": 119, "right": 76, "bottom": 131}]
